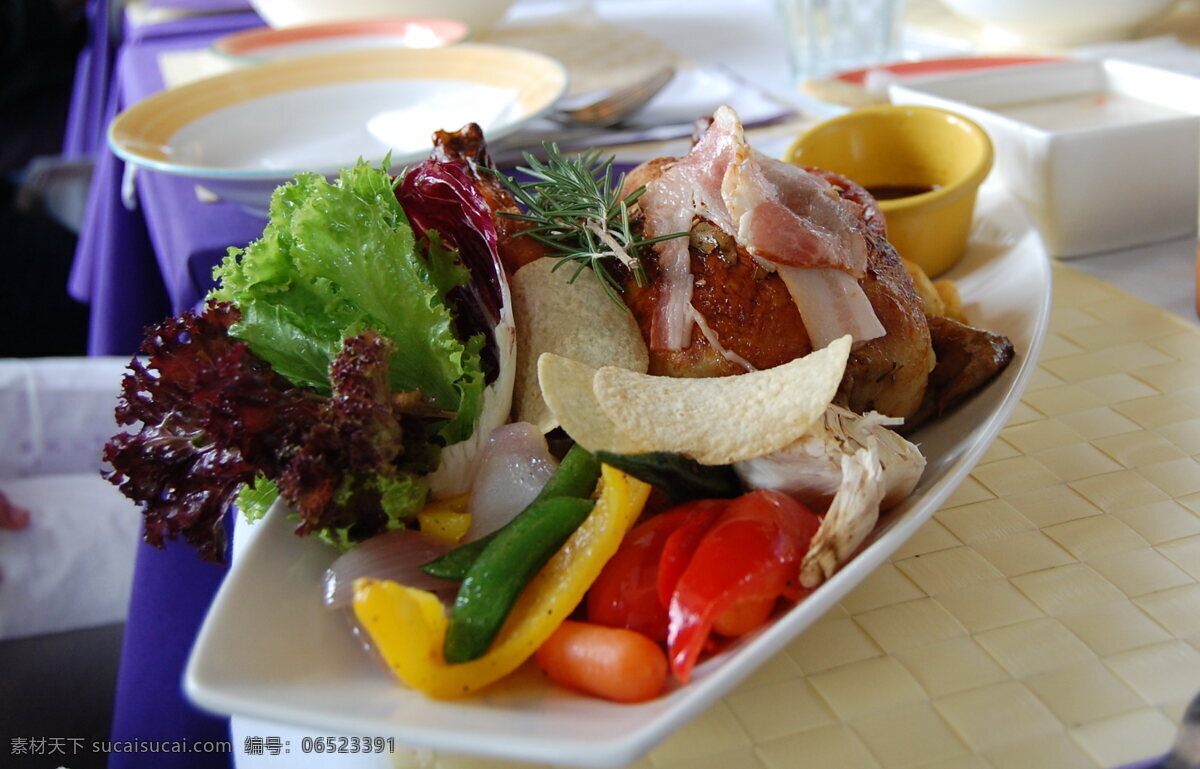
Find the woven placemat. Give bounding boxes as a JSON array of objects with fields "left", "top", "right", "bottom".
[
  {"left": 636, "top": 264, "right": 1200, "bottom": 769},
  {"left": 396, "top": 265, "right": 1199, "bottom": 769}
]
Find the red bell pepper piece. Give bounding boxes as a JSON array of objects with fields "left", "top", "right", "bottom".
[
  {"left": 666, "top": 489, "right": 821, "bottom": 683},
  {"left": 656, "top": 500, "right": 726, "bottom": 609},
  {"left": 587, "top": 499, "right": 725, "bottom": 642}
]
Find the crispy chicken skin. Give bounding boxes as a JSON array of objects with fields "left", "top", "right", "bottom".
[
  {"left": 622, "top": 222, "right": 811, "bottom": 378},
  {"left": 837, "top": 234, "right": 936, "bottom": 421},
  {"left": 431, "top": 125, "right": 546, "bottom": 275},
  {"left": 907, "top": 315, "right": 1015, "bottom": 428}
]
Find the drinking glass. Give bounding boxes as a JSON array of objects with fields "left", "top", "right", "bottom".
[{"left": 777, "top": 0, "right": 905, "bottom": 83}]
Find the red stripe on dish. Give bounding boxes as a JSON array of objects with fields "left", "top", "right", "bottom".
[
  {"left": 216, "top": 18, "right": 468, "bottom": 57},
  {"left": 836, "top": 56, "right": 1063, "bottom": 86}
]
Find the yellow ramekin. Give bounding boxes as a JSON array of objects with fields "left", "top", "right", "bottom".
[{"left": 785, "top": 104, "right": 994, "bottom": 278}]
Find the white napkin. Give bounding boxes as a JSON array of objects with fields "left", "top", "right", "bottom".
[
  {"left": 0, "top": 357, "right": 133, "bottom": 478},
  {"left": 634, "top": 64, "right": 796, "bottom": 128},
  {"left": 0, "top": 357, "right": 143, "bottom": 641},
  {"left": 0, "top": 473, "right": 142, "bottom": 641}
]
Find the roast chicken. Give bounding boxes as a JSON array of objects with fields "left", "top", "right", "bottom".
[
  {"left": 619, "top": 151, "right": 938, "bottom": 422},
  {"left": 430, "top": 108, "right": 1013, "bottom": 433}
]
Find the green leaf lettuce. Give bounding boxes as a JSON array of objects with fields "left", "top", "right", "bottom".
[{"left": 210, "top": 162, "right": 485, "bottom": 446}]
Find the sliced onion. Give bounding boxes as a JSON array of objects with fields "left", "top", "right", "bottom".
[
  {"left": 465, "top": 422, "right": 558, "bottom": 541},
  {"left": 322, "top": 529, "right": 456, "bottom": 609},
  {"left": 775, "top": 264, "right": 885, "bottom": 349}
]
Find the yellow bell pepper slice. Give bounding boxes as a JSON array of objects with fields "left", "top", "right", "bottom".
[
  {"left": 353, "top": 464, "right": 650, "bottom": 698},
  {"left": 417, "top": 494, "right": 471, "bottom": 544}
]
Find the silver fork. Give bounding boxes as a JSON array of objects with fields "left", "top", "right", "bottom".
[{"left": 549, "top": 65, "right": 676, "bottom": 128}]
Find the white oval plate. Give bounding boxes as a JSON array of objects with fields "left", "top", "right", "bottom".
[
  {"left": 108, "top": 44, "right": 567, "bottom": 216},
  {"left": 211, "top": 18, "right": 469, "bottom": 64},
  {"left": 184, "top": 180, "right": 1051, "bottom": 768}
]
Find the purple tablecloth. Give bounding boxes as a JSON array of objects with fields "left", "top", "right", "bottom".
[
  {"left": 67, "top": 6, "right": 262, "bottom": 768},
  {"left": 109, "top": 534, "right": 233, "bottom": 769},
  {"left": 64, "top": 0, "right": 114, "bottom": 159},
  {"left": 69, "top": 7, "right": 266, "bottom": 357}
]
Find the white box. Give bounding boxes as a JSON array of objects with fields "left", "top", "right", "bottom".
[{"left": 889, "top": 59, "right": 1200, "bottom": 258}]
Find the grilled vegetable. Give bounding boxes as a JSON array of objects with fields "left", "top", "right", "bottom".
[
  {"left": 444, "top": 496, "right": 595, "bottom": 663},
  {"left": 594, "top": 450, "right": 742, "bottom": 504},
  {"left": 666, "top": 489, "right": 821, "bottom": 683},
  {"left": 535, "top": 620, "right": 668, "bottom": 703},
  {"left": 421, "top": 444, "right": 600, "bottom": 580},
  {"left": 351, "top": 465, "right": 651, "bottom": 697}
]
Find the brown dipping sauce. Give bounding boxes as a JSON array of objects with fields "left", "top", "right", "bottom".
[{"left": 866, "top": 184, "right": 938, "bottom": 200}]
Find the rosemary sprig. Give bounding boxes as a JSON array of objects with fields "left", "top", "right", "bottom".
[{"left": 493, "top": 143, "right": 687, "bottom": 307}]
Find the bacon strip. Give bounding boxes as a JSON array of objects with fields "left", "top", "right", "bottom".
[
  {"left": 640, "top": 174, "right": 697, "bottom": 350},
  {"left": 639, "top": 106, "right": 881, "bottom": 352},
  {"left": 742, "top": 153, "right": 870, "bottom": 274},
  {"left": 775, "top": 264, "right": 885, "bottom": 350},
  {"left": 639, "top": 110, "right": 744, "bottom": 349}
]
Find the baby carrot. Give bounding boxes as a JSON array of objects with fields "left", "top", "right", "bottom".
[{"left": 535, "top": 620, "right": 668, "bottom": 703}]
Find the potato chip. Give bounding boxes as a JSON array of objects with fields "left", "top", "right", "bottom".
[
  {"left": 512, "top": 259, "right": 649, "bottom": 433},
  {"left": 934, "top": 279, "right": 968, "bottom": 323},
  {"left": 591, "top": 335, "right": 852, "bottom": 465},
  {"left": 536, "top": 353, "right": 645, "bottom": 454}
]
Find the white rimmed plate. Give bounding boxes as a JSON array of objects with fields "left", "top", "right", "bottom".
[
  {"left": 185, "top": 179, "right": 1051, "bottom": 767},
  {"left": 211, "top": 18, "right": 470, "bottom": 64},
  {"left": 108, "top": 45, "right": 567, "bottom": 216}
]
